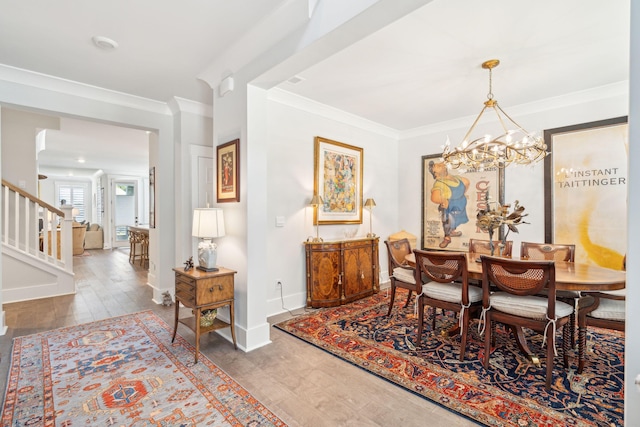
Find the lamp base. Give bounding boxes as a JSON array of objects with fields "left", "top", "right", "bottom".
[
  {"left": 367, "top": 232, "right": 376, "bottom": 238},
  {"left": 310, "top": 237, "right": 323, "bottom": 243},
  {"left": 197, "top": 265, "right": 219, "bottom": 272}
]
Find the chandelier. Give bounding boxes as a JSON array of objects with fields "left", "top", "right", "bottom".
[{"left": 442, "top": 59, "right": 548, "bottom": 170}]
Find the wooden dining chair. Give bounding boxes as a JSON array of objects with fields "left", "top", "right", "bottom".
[
  {"left": 481, "top": 256, "right": 573, "bottom": 390},
  {"left": 576, "top": 289, "right": 625, "bottom": 373},
  {"left": 577, "top": 255, "right": 625, "bottom": 373},
  {"left": 384, "top": 239, "right": 420, "bottom": 316},
  {"left": 520, "top": 242, "right": 575, "bottom": 262},
  {"left": 414, "top": 250, "right": 482, "bottom": 360},
  {"left": 520, "top": 242, "right": 579, "bottom": 346},
  {"left": 469, "top": 238, "right": 513, "bottom": 257}
]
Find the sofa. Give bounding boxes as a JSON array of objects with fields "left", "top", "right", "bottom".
[{"left": 84, "top": 223, "right": 104, "bottom": 249}]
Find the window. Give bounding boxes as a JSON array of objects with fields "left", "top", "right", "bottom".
[{"left": 57, "top": 183, "right": 88, "bottom": 222}]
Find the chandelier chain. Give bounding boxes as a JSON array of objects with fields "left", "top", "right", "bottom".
[{"left": 487, "top": 67, "right": 494, "bottom": 100}]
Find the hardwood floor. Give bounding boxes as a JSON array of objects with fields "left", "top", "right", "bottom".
[{"left": 0, "top": 248, "right": 478, "bottom": 427}]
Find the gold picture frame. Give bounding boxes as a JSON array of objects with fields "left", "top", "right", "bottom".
[
  {"left": 313, "top": 136, "right": 363, "bottom": 224},
  {"left": 216, "top": 139, "right": 240, "bottom": 203}
]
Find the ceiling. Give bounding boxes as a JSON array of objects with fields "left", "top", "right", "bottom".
[{"left": 0, "top": 0, "right": 630, "bottom": 175}]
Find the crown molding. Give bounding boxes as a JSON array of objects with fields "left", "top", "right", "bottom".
[
  {"left": 268, "top": 87, "right": 399, "bottom": 139},
  {"left": 0, "top": 64, "right": 172, "bottom": 115},
  {"left": 168, "top": 97, "right": 213, "bottom": 117},
  {"left": 399, "top": 81, "right": 629, "bottom": 139}
]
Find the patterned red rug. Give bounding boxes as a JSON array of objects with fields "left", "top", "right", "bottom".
[
  {"left": 275, "top": 289, "right": 623, "bottom": 427},
  {"left": 1, "top": 311, "right": 287, "bottom": 426}
]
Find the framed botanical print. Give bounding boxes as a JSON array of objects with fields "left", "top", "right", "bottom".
[
  {"left": 422, "top": 154, "right": 504, "bottom": 251},
  {"left": 313, "top": 136, "right": 363, "bottom": 224},
  {"left": 544, "top": 117, "right": 628, "bottom": 270},
  {"left": 217, "top": 139, "right": 240, "bottom": 203}
]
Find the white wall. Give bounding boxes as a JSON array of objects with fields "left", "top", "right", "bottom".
[
  {"left": 265, "top": 90, "right": 399, "bottom": 315},
  {"left": 173, "top": 108, "right": 214, "bottom": 264},
  {"left": 398, "top": 84, "right": 628, "bottom": 256},
  {"left": 1, "top": 109, "right": 59, "bottom": 195}
]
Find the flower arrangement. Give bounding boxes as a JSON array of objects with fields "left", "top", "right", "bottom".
[{"left": 476, "top": 197, "right": 528, "bottom": 256}]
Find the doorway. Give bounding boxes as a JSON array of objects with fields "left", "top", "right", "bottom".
[{"left": 112, "top": 180, "right": 138, "bottom": 248}]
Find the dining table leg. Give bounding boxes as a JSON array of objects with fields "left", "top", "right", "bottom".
[{"left": 509, "top": 325, "right": 541, "bottom": 366}]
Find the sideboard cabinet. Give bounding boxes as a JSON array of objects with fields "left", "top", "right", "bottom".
[{"left": 304, "top": 237, "right": 379, "bottom": 307}]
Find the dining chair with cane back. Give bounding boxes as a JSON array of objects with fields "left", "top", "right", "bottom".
[
  {"left": 384, "top": 239, "right": 419, "bottom": 316},
  {"left": 413, "top": 250, "right": 482, "bottom": 360},
  {"left": 480, "top": 256, "right": 573, "bottom": 390},
  {"left": 521, "top": 242, "right": 579, "bottom": 346},
  {"left": 520, "top": 242, "right": 575, "bottom": 262},
  {"left": 577, "top": 255, "right": 626, "bottom": 373},
  {"left": 469, "top": 238, "right": 513, "bottom": 257}
]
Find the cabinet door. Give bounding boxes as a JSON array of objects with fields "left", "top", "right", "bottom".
[
  {"left": 342, "top": 241, "right": 374, "bottom": 303},
  {"left": 307, "top": 245, "right": 341, "bottom": 307}
]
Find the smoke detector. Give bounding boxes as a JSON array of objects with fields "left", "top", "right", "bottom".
[{"left": 92, "top": 36, "right": 119, "bottom": 50}]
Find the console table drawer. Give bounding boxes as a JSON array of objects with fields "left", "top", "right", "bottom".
[{"left": 196, "top": 275, "right": 233, "bottom": 305}]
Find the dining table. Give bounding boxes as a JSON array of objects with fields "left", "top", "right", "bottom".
[{"left": 404, "top": 252, "right": 626, "bottom": 367}]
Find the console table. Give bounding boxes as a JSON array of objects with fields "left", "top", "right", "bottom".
[
  {"left": 304, "top": 237, "right": 379, "bottom": 307},
  {"left": 171, "top": 266, "right": 237, "bottom": 363}
]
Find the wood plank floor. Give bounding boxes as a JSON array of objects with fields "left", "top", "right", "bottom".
[{"left": 0, "top": 248, "right": 478, "bottom": 426}]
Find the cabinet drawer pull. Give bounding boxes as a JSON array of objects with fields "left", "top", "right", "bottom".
[{"left": 209, "top": 285, "right": 224, "bottom": 292}]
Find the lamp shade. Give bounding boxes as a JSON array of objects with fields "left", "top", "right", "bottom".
[
  {"left": 192, "top": 208, "right": 225, "bottom": 239},
  {"left": 364, "top": 198, "right": 376, "bottom": 208},
  {"left": 310, "top": 194, "right": 323, "bottom": 206}
]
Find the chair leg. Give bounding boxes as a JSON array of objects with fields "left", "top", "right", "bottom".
[
  {"left": 403, "top": 290, "right": 413, "bottom": 308},
  {"left": 459, "top": 310, "right": 468, "bottom": 362},
  {"left": 431, "top": 307, "right": 436, "bottom": 331},
  {"left": 578, "top": 322, "right": 587, "bottom": 374},
  {"left": 483, "top": 317, "right": 492, "bottom": 369},
  {"left": 545, "top": 328, "right": 554, "bottom": 390},
  {"left": 569, "top": 311, "right": 576, "bottom": 348},
  {"left": 386, "top": 282, "right": 397, "bottom": 316},
  {"left": 562, "top": 324, "right": 570, "bottom": 369},
  {"left": 416, "top": 297, "right": 425, "bottom": 345}
]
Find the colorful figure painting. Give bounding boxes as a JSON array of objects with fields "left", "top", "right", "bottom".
[{"left": 314, "top": 137, "right": 363, "bottom": 224}]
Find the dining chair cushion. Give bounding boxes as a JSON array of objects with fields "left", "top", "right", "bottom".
[
  {"left": 490, "top": 292, "right": 573, "bottom": 320},
  {"left": 393, "top": 267, "right": 416, "bottom": 284},
  {"left": 588, "top": 289, "right": 626, "bottom": 320},
  {"left": 422, "top": 281, "right": 483, "bottom": 304}
]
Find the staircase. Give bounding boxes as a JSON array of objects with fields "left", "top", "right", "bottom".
[{"left": 2, "top": 179, "right": 75, "bottom": 303}]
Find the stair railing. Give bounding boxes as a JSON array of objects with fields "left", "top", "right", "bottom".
[{"left": 1, "top": 179, "right": 73, "bottom": 271}]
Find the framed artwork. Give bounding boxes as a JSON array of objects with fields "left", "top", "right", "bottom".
[
  {"left": 544, "top": 116, "right": 628, "bottom": 270},
  {"left": 217, "top": 139, "right": 240, "bottom": 203},
  {"left": 149, "top": 167, "right": 155, "bottom": 228},
  {"left": 422, "top": 154, "right": 504, "bottom": 251},
  {"left": 313, "top": 136, "right": 363, "bottom": 224}
]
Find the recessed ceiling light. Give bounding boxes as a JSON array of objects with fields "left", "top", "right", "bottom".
[
  {"left": 92, "top": 36, "right": 119, "bottom": 50},
  {"left": 77, "top": 158, "right": 86, "bottom": 163}
]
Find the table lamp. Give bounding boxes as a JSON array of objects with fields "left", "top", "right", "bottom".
[
  {"left": 364, "top": 198, "right": 376, "bottom": 238},
  {"left": 310, "top": 194, "right": 323, "bottom": 242},
  {"left": 192, "top": 208, "right": 225, "bottom": 271}
]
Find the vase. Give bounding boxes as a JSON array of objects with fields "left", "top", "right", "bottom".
[{"left": 488, "top": 229, "right": 496, "bottom": 256}]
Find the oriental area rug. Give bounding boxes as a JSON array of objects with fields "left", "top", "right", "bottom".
[
  {"left": 1, "top": 310, "right": 287, "bottom": 427},
  {"left": 275, "top": 289, "right": 623, "bottom": 427}
]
